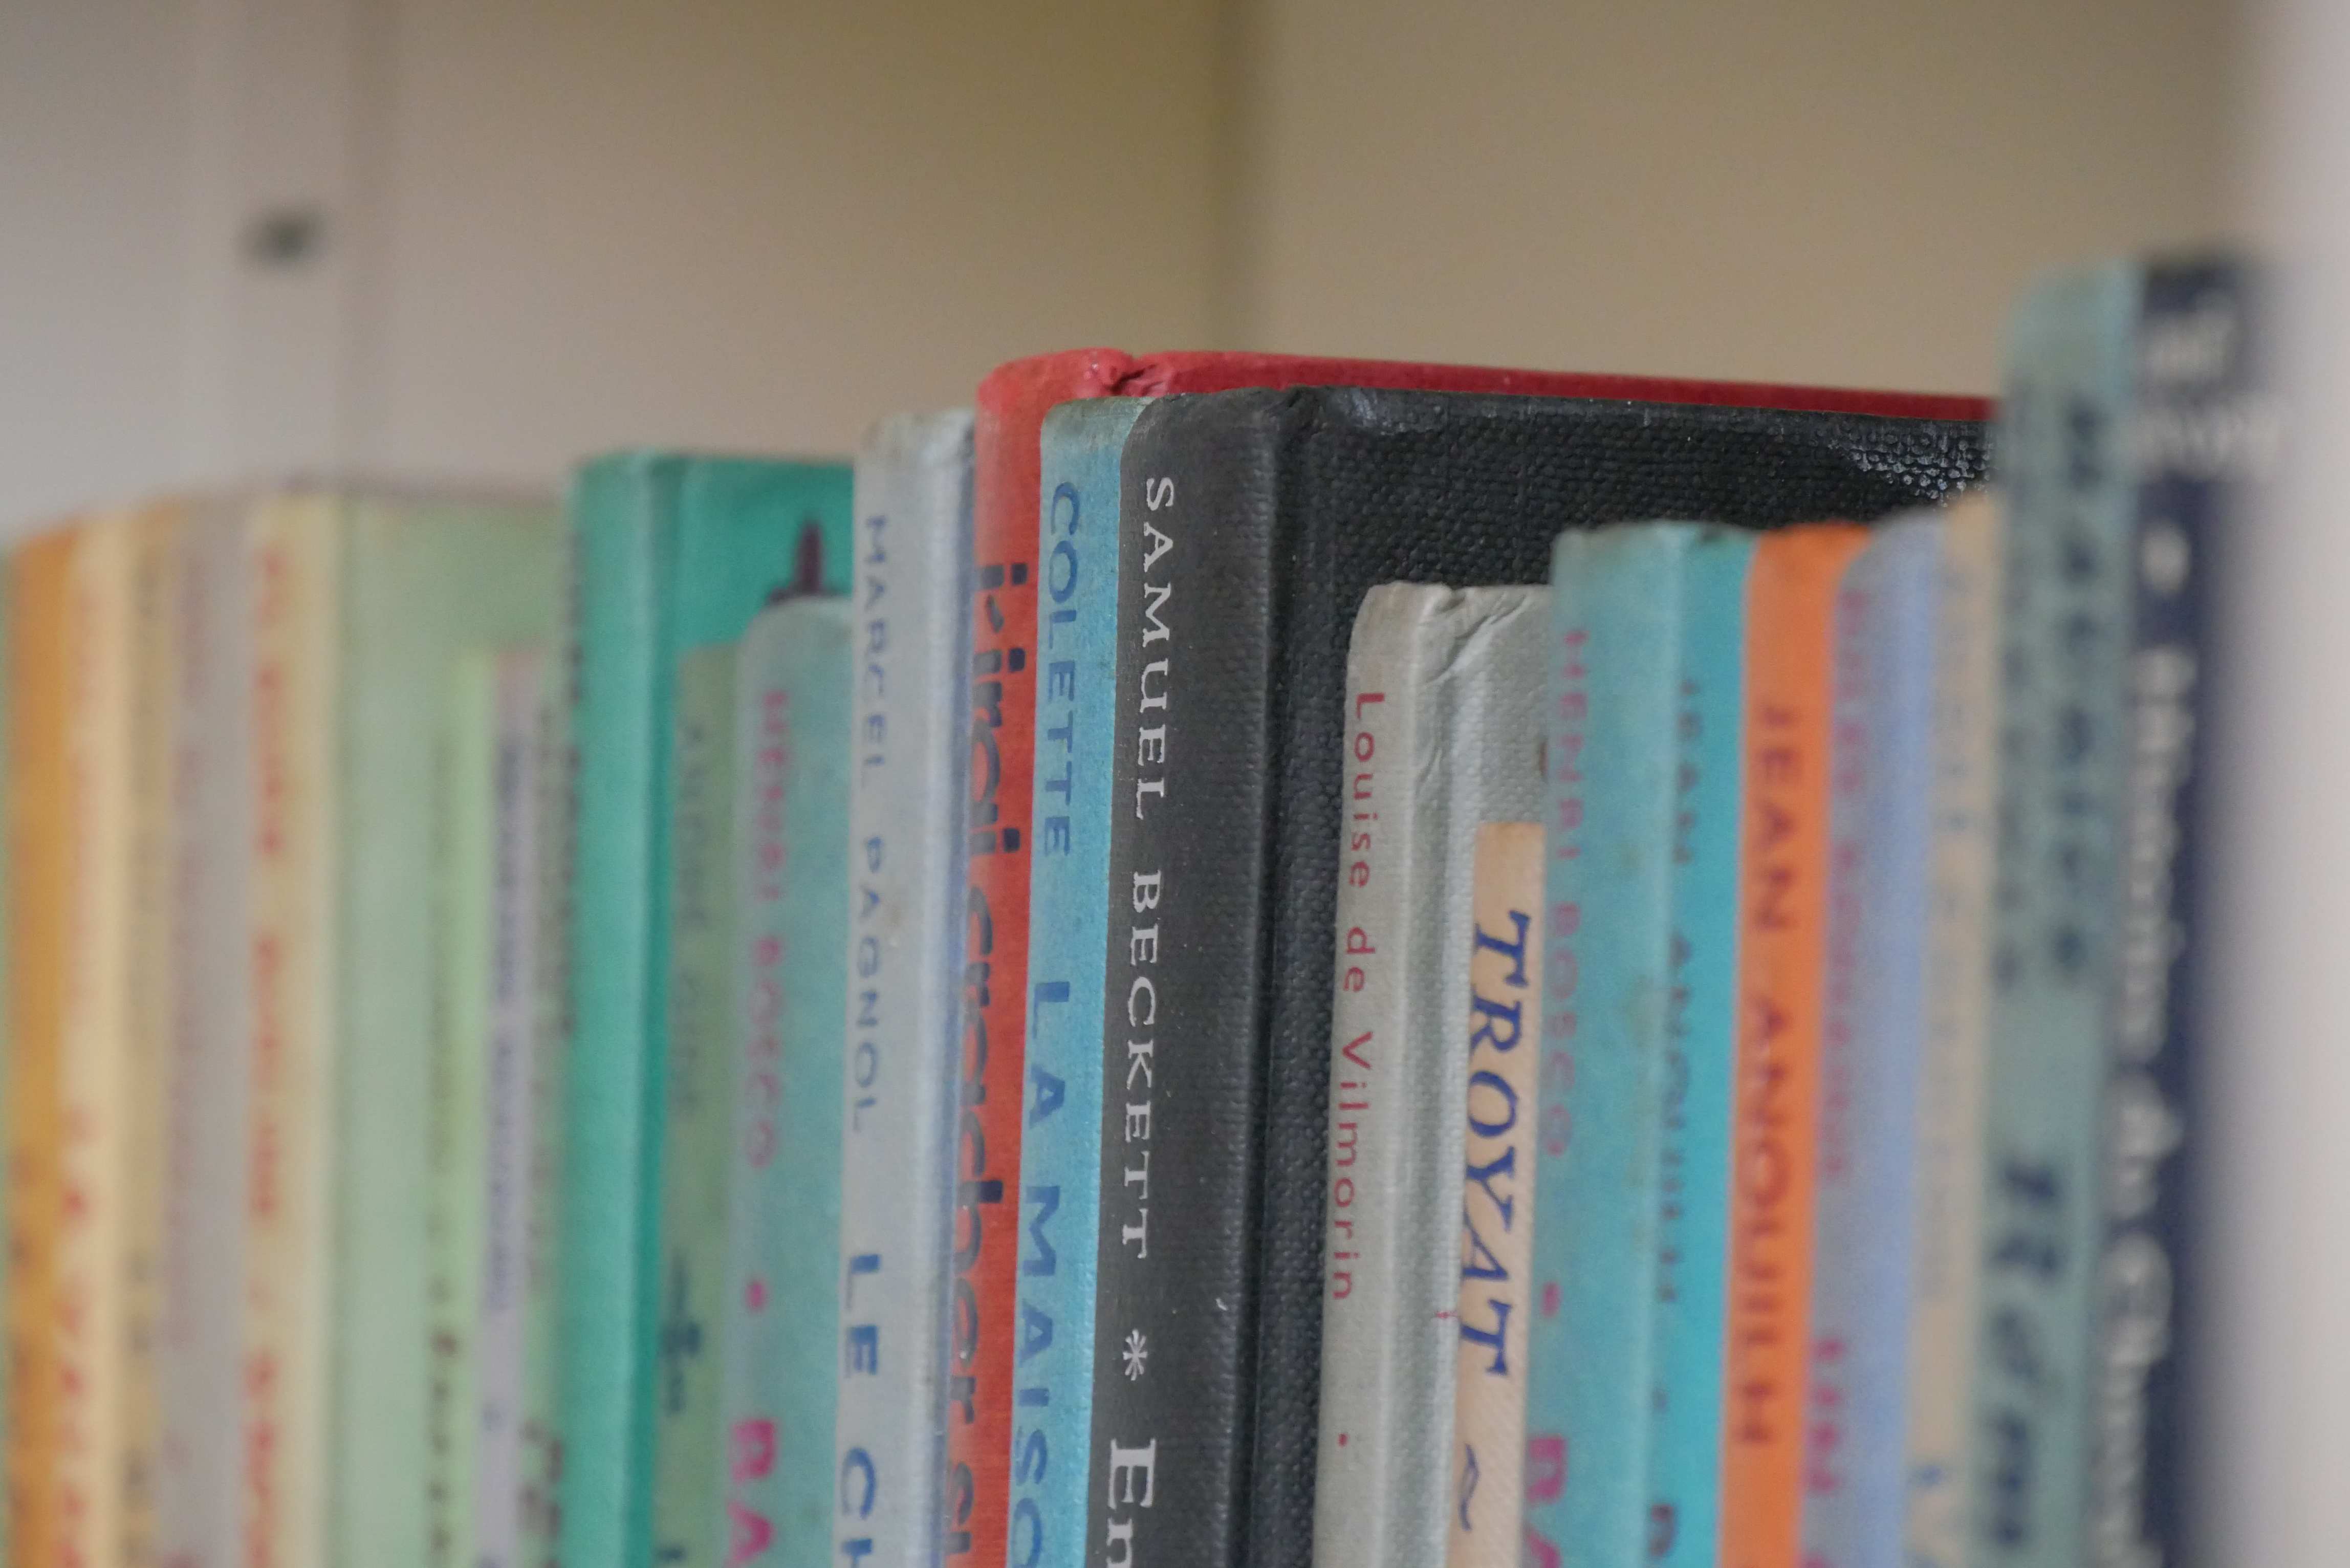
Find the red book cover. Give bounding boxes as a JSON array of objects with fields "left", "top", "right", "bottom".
[{"left": 947, "top": 349, "right": 1985, "bottom": 1568}]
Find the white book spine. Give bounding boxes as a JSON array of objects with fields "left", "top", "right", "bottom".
[
  {"left": 157, "top": 502, "right": 253, "bottom": 1568},
  {"left": 1903, "top": 494, "right": 1999, "bottom": 1566},
  {"left": 834, "top": 411, "right": 973, "bottom": 1568},
  {"left": 474, "top": 650, "right": 546, "bottom": 1568}
]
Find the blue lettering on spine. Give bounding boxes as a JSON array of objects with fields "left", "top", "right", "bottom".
[{"left": 843, "top": 511, "right": 887, "bottom": 1567}]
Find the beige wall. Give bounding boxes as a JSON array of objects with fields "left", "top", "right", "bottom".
[
  {"left": 358, "top": 0, "right": 1224, "bottom": 481},
  {"left": 0, "top": 0, "right": 2247, "bottom": 527},
  {"left": 0, "top": 0, "right": 1226, "bottom": 527},
  {"left": 1234, "top": 0, "right": 2245, "bottom": 394}
]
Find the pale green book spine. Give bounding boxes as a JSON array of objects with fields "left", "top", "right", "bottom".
[
  {"left": 428, "top": 654, "right": 500, "bottom": 1568},
  {"left": 331, "top": 495, "right": 561, "bottom": 1568},
  {"left": 649, "top": 643, "right": 737, "bottom": 1566}
]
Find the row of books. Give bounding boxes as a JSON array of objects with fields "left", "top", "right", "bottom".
[{"left": 0, "top": 251, "right": 2254, "bottom": 1568}]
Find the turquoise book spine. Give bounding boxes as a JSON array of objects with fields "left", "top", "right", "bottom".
[
  {"left": 1647, "top": 527, "right": 1754, "bottom": 1568},
  {"left": 1801, "top": 516, "right": 1942, "bottom": 1568},
  {"left": 1968, "top": 268, "right": 2139, "bottom": 1568},
  {"left": 719, "top": 598, "right": 851, "bottom": 1565},
  {"left": 1524, "top": 525, "right": 1688, "bottom": 1568},
  {"left": 1008, "top": 397, "right": 1146, "bottom": 1568},
  {"left": 558, "top": 454, "right": 852, "bottom": 1568}
]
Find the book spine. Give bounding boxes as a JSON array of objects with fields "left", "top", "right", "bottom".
[
  {"left": 650, "top": 641, "right": 738, "bottom": 1568},
  {"left": 1970, "top": 269, "right": 2139, "bottom": 1568},
  {"left": 1649, "top": 529, "right": 1756, "bottom": 1568},
  {"left": 1802, "top": 520, "right": 1942, "bottom": 1568},
  {"left": 1316, "top": 585, "right": 1550, "bottom": 1568},
  {"left": 1903, "top": 494, "right": 2000, "bottom": 1568},
  {"left": 560, "top": 460, "right": 674, "bottom": 1568},
  {"left": 1720, "top": 524, "right": 1867, "bottom": 1568},
  {"left": 1444, "top": 822, "right": 1544, "bottom": 1568},
  {"left": 57, "top": 515, "right": 136, "bottom": 1568},
  {"left": 951, "top": 415, "right": 1046, "bottom": 1568},
  {"left": 333, "top": 500, "right": 559, "bottom": 1568},
  {"left": 1311, "top": 591, "right": 1437, "bottom": 1568},
  {"left": 1522, "top": 527, "right": 1686, "bottom": 1568},
  {"left": 476, "top": 649, "right": 548, "bottom": 1568},
  {"left": 0, "top": 560, "right": 10, "bottom": 1550},
  {"left": 245, "top": 497, "right": 341, "bottom": 1568},
  {"left": 836, "top": 413, "right": 971, "bottom": 1568},
  {"left": 1010, "top": 399, "right": 1142, "bottom": 1568},
  {"left": 1800, "top": 547, "right": 1872, "bottom": 1568},
  {"left": 158, "top": 508, "right": 253, "bottom": 1568},
  {"left": 430, "top": 655, "right": 501, "bottom": 1568},
  {"left": 0, "top": 560, "right": 10, "bottom": 1552},
  {"left": 122, "top": 509, "right": 180, "bottom": 1568},
  {"left": 716, "top": 600, "right": 852, "bottom": 1565},
  {"left": 1085, "top": 398, "right": 1283, "bottom": 1568},
  {"left": 2092, "top": 257, "right": 2258, "bottom": 1568},
  {"left": 9, "top": 531, "right": 73, "bottom": 1568},
  {"left": 524, "top": 627, "right": 570, "bottom": 1568}
]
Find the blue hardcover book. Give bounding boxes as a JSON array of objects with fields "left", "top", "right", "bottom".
[
  {"left": 1647, "top": 526, "right": 1755, "bottom": 1568},
  {"left": 1008, "top": 396, "right": 1147, "bottom": 1568},
  {"left": 559, "top": 454, "right": 852, "bottom": 1568},
  {"left": 1524, "top": 525, "right": 1688, "bottom": 1568},
  {"left": 1801, "top": 515, "right": 1942, "bottom": 1568},
  {"left": 718, "top": 597, "right": 852, "bottom": 1565},
  {"left": 835, "top": 412, "right": 972, "bottom": 1568},
  {"left": 2100, "top": 258, "right": 2262, "bottom": 1567},
  {"left": 1969, "top": 268, "right": 2139, "bottom": 1568}
]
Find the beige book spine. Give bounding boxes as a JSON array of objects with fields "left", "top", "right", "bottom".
[
  {"left": 1445, "top": 821, "right": 1544, "bottom": 1568},
  {"left": 56, "top": 514, "right": 138, "bottom": 1568},
  {"left": 121, "top": 506, "right": 182, "bottom": 1567},
  {"left": 243, "top": 496, "right": 341, "bottom": 1568}
]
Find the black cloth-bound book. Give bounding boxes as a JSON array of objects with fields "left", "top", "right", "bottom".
[{"left": 1085, "top": 384, "right": 1989, "bottom": 1568}]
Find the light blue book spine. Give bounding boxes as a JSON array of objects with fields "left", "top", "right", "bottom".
[
  {"left": 1801, "top": 516, "right": 1942, "bottom": 1568},
  {"left": 1524, "top": 526, "right": 1687, "bottom": 1568},
  {"left": 835, "top": 413, "right": 972, "bottom": 1568},
  {"left": 1969, "top": 268, "right": 2139, "bottom": 1568},
  {"left": 1903, "top": 494, "right": 2001, "bottom": 1568},
  {"left": 1647, "top": 527, "right": 1753, "bottom": 1568},
  {"left": 719, "top": 598, "right": 852, "bottom": 1564},
  {"left": 1009, "top": 397, "right": 1146, "bottom": 1568}
]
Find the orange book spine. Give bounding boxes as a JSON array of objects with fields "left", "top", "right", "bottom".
[
  {"left": 9, "top": 530, "right": 75, "bottom": 1568},
  {"left": 1718, "top": 524, "right": 1866, "bottom": 1568}
]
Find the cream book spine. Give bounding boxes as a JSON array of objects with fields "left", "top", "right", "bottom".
[
  {"left": 243, "top": 494, "right": 341, "bottom": 1568},
  {"left": 55, "top": 512, "right": 138, "bottom": 1568},
  {"left": 158, "top": 500, "right": 255, "bottom": 1568},
  {"left": 1444, "top": 822, "right": 1544, "bottom": 1568}
]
